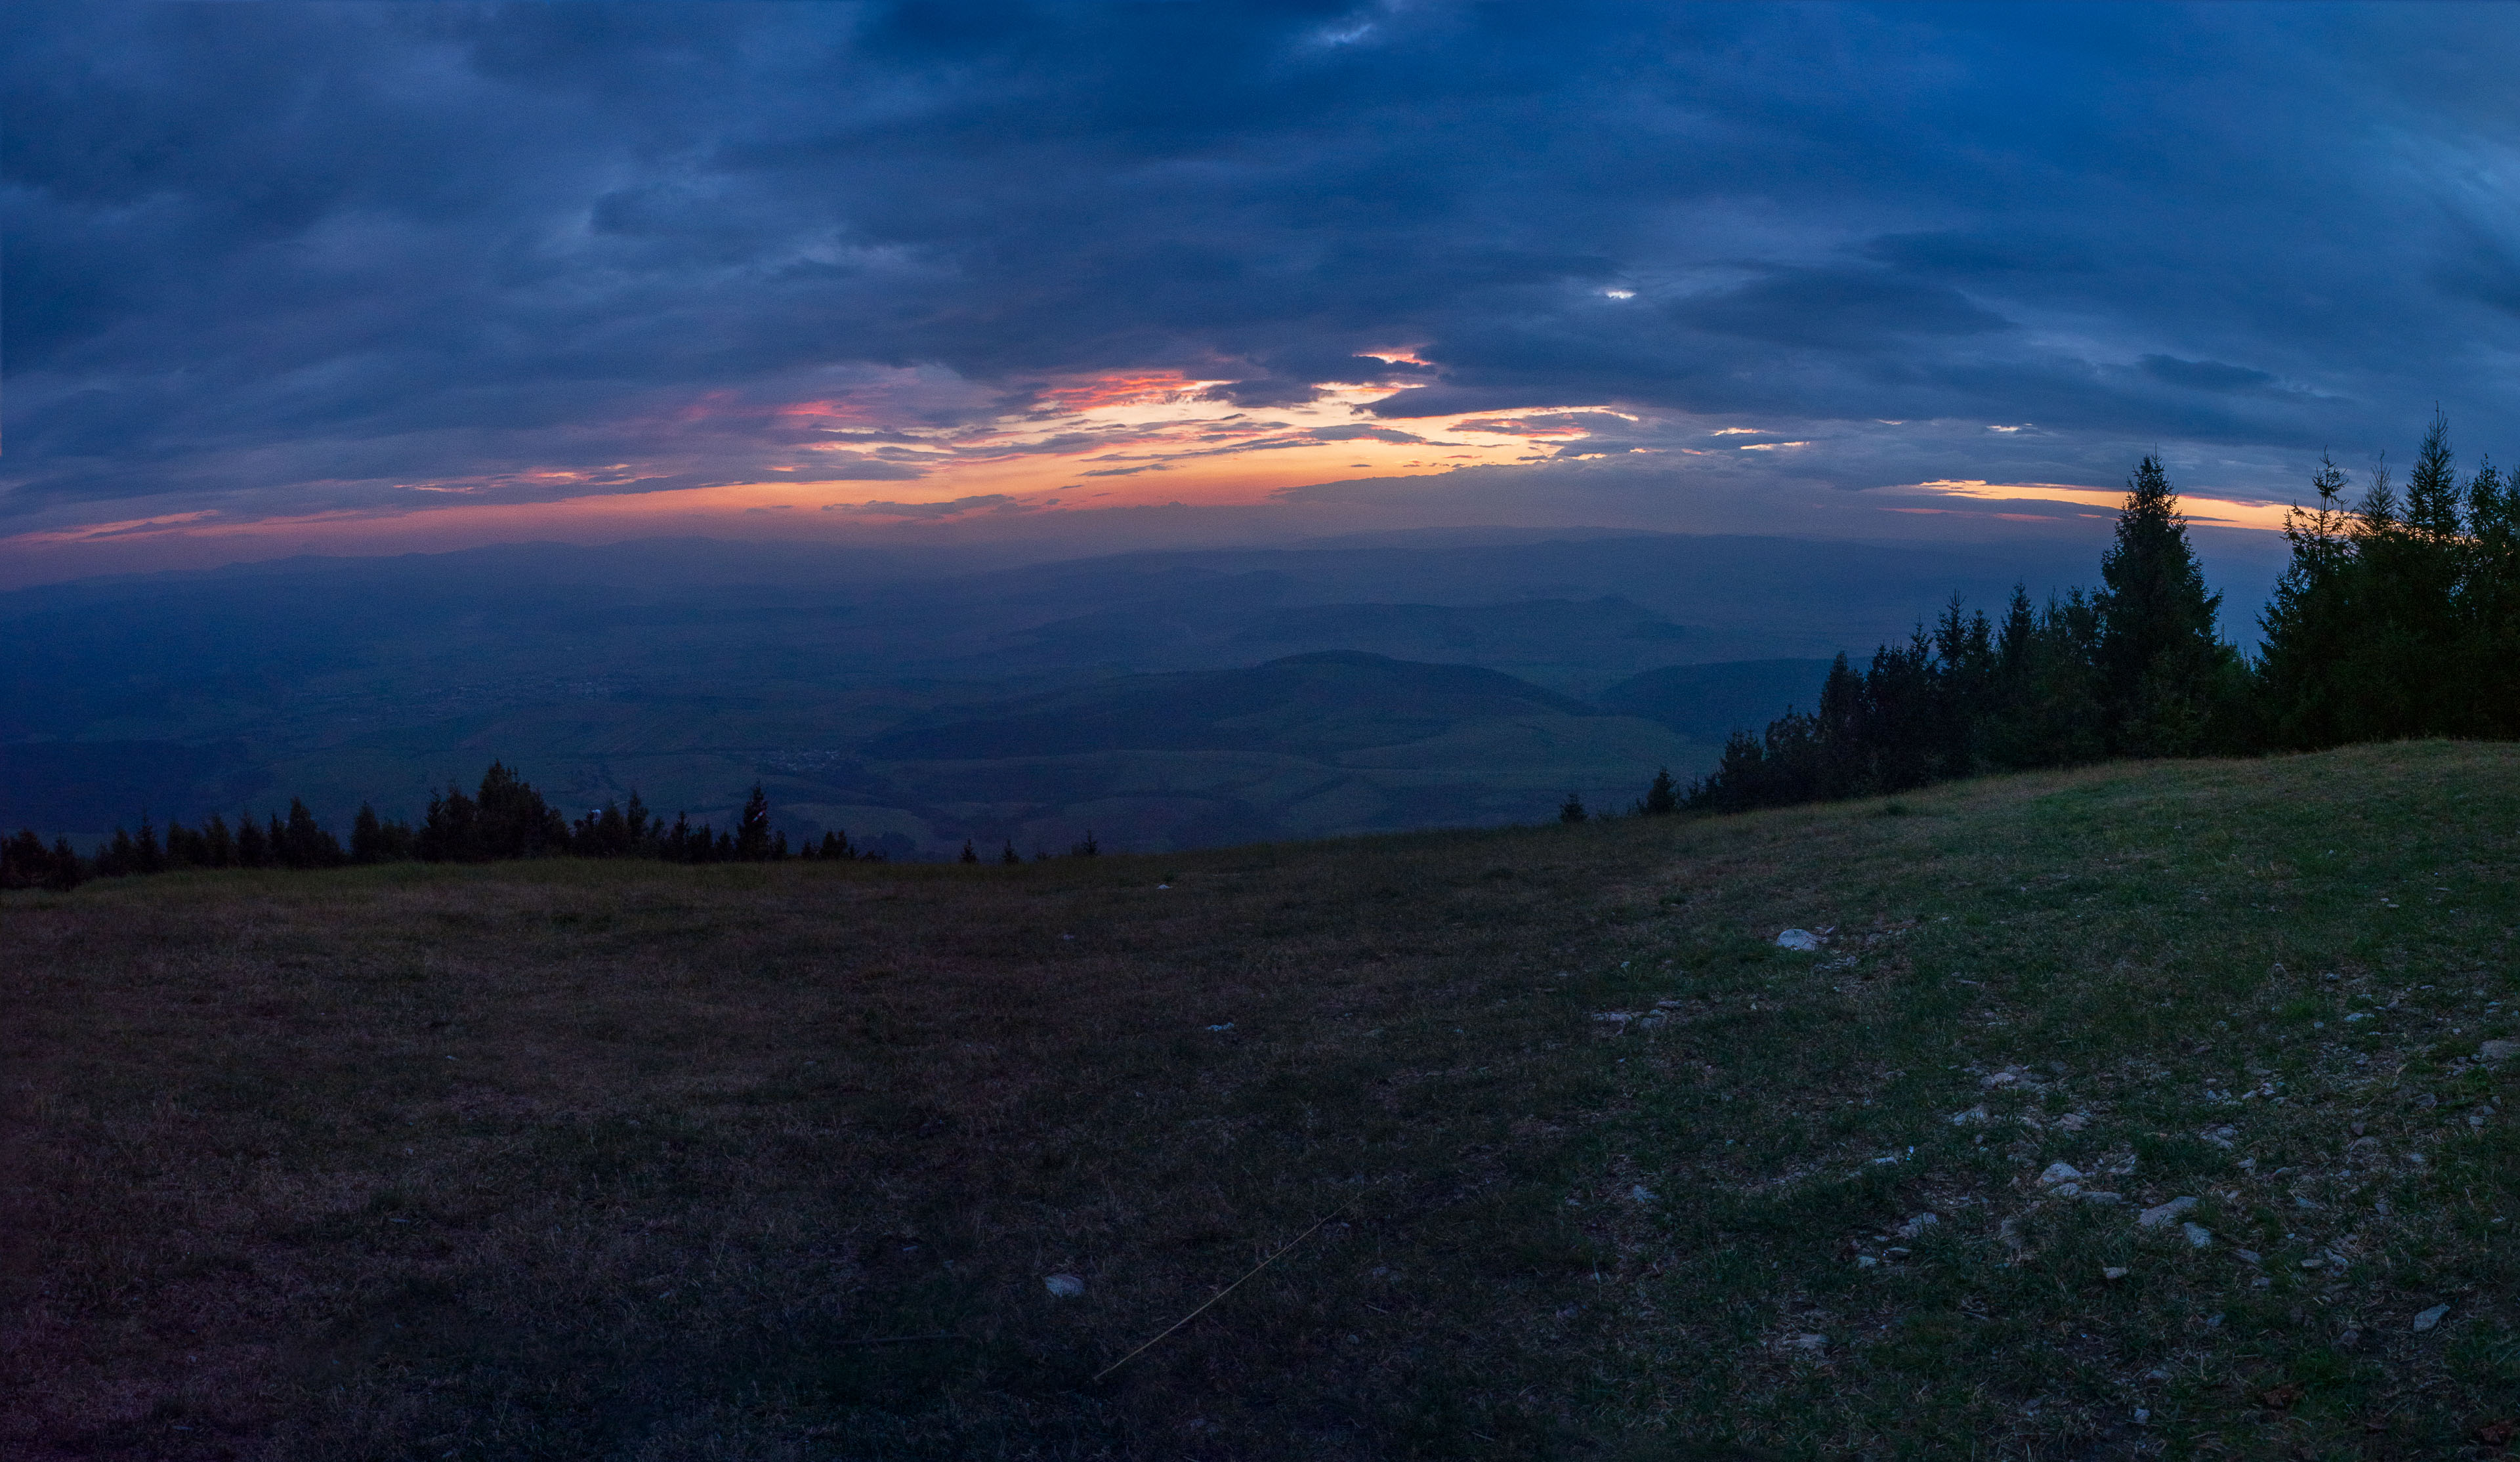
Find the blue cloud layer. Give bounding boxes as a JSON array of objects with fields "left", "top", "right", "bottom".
[{"left": 6, "top": 1, "right": 2519, "bottom": 522}]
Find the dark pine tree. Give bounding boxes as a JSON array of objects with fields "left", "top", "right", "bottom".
[
  {"left": 961, "top": 839, "right": 980, "bottom": 864},
  {"left": 2095, "top": 455, "right": 2236, "bottom": 755},
  {"left": 203, "top": 813, "right": 234, "bottom": 868},
  {"left": 234, "top": 811, "right": 270, "bottom": 868},
  {"left": 1558, "top": 792, "right": 1588, "bottom": 824},
  {"left": 735, "top": 784, "right": 774, "bottom": 862},
  {"left": 2, "top": 829, "right": 48, "bottom": 890},
  {"left": 47, "top": 837, "right": 86, "bottom": 890},
  {"left": 1001, "top": 839, "right": 1022, "bottom": 865},
  {"left": 2256, "top": 453, "right": 2360, "bottom": 748},
  {"left": 1640, "top": 766, "right": 1679, "bottom": 816},
  {"left": 98, "top": 827, "right": 137, "bottom": 878},
  {"left": 165, "top": 819, "right": 209, "bottom": 867},
  {"left": 280, "top": 799, "right": 344, "bottom": 868}
]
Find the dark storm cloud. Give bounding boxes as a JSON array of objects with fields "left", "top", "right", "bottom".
[{"left": 7, "top": 1, "right": 2520, "bottom": 524}]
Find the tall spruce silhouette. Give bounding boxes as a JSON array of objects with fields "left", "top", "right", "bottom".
[
  {"left": 734, "top": 784, "right": 774, "bottom": 861},
  {"left": 2096, "top": 455, "right": 2234, "bottom": 755}
]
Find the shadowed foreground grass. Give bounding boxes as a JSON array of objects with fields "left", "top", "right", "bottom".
[{"left": 5, "top": 741, "right": 2518, "bottom": 1459}]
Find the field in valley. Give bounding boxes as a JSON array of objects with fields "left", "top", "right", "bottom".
[{"left": 5, "top": 742, "right": 2517, "bottom": 1459}]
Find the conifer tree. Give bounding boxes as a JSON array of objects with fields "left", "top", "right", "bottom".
[
  {"left": 2257, "top": 453, "right": 2359, "bottom": 747},
  {"left": 280, "top": 799, "right": 342, "bottom": 867},
  {"left": 203, "top": 813, "right": 234, "bottom": 868},
  {"left": 1, "top": 829, "right": 47, "bottom": 890},
  {"left": 735, "top": 784, "right": 774, "bottom": 861},
  {"left": 1001, "top": 839, "right": 1021, "bottom": 865},
  {"left": 2096, "top": 455, "right": 2235, "bottom": 755},
  {"left": 1558, "top": 792, "right": 1587, "bottom": 824},
  {"left": 47, "top": 836, "right": 85, "bottom": 890},
  {"left": 234, "top": 811, "right": 270, "bottom": 868},
  {"left": 1641, "top": 766, "right": 1679, "bottom": 816},
  {"left": 165, "top": 819, "right": 208, "bottom": 867}
]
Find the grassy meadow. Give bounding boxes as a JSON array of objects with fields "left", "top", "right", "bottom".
[{"left": 5, "top": 741, "right": 2517, "bottom": 1459}]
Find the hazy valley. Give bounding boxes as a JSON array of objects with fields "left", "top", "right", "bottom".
[{"left": 2, "top": 530, "right": 2175, "bottom": 856}]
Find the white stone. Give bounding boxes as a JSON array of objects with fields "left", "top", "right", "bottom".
[
  {"left": 2412, "top": 1303, "right": 2450, "bottom": 1332},
  {"left": 2182, "top": 1222, "right": 2213, "bottom": 1249},
  {"left": 2038, "top": 1161, "right": 2084, "bottom": 1186},
  {"left": 2137, "top": 1196, "right": 2199, "bottom": 1228},
  {"left": 1044, "top": 1274, "right": 1085, "bottom": 1298},
  {"left": 1774, "top": 929, "right": 1825, "bottom": 951}
]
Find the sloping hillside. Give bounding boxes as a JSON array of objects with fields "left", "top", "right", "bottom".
[{"left": 5, "top": 743, "right": 2515, "bottom": 1459}]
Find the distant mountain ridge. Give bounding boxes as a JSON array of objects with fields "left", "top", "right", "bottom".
[
  {"left": 859, "top": 652, "right": 1598, "bottom": 762},
  {"left": 1596, "top": 659, "right": 1838, "bottom": 743}
]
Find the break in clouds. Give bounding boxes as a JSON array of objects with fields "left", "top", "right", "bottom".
[{"left": 7, "top": 1, "right": 2520, "bottom": 537}]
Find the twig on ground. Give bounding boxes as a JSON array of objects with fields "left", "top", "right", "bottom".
[{"left": 1093, "top": 1211, "right": 1343, "bottom": 1383}]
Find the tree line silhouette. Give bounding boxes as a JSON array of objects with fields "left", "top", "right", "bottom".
[
  {"left": 0, "top": 763, "right": 883, "bottom": 891},
  {"left": 1654, "top": 412, "right": 2514, "bottom": 815}
]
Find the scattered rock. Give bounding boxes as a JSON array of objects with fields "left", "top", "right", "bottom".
[
  {"left": 1206, "top": 1022, "right": 1234, "bottom": 1032},
  {"left": 2235, "top": 1248, "right": 2262, "bottom": 1264},
  {"left": 1981, "top": 1070, "right": 2021, "bottom": 1089},
  {"left": 2077, "top": 1190, "right": 2124, "bottom": 1205},
  {"left": 1044, "top": 1274, "right": 1085, "bottom": 1298},
  {"left": 1790, "top": 1333, "right": 1828, "bottom": 1350},
  {"left": 2038, "top": 1161, "right": 2084, "bottom": 1186},
  {"left": 2103, "top": 1266, "right": 2129, "bottom": 1280},
  {"left": 2137, "top": 1196, "right": 2200, "bottom": 1228},
  {"left": 2057, "top": 1112, "right": 2090, "bottom": 1131},
  {"left": 1630, "top": 1184, "right": 1654, "bottom": 1203},
  {"left": 2182, "top": 1222, "right": 2214, "bottom": 1249},
  {"left": 2412, "top": 1303, "right": 2450, "bottom": 1333},
  {"left": 2481, "top": 1039, "right": 2520, "bottom": 1064},
  {"left": 1948, "top": 1105, "right": 1989, "bottom": 1125},
  {"left": 1897, "top": 1212, "right": 1940, "bottom": 1240},
  {"left": 1774, "top": 929, "right": 1825, "bottom": 951},
  {"left": 2200, "top": 1126, "right": 2237, "bottom": 1148}
]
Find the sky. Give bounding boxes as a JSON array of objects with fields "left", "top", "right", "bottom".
[{"left": 7, "top": 1, "right": 2520, "bottom": 585}]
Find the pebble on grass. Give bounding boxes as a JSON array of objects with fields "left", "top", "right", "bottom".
[
  {"left": 1044, "top": 1274, "right": 1085, "bottom": 1298},
  {"left": 2412, "top": 1303, "right": 2450, "bottom": 1332},
  {"left": 2137, "top": 1196, "right": 2199, "bottom": 1228}
]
